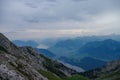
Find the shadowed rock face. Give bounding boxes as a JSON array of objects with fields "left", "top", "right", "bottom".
[{"left": 0, "top": 33, "right": 77, "bottom": 80}]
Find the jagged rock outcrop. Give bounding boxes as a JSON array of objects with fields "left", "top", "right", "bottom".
[
  {"left": 0, "top": 33, "right": 77, "bottom": 80},
  {"left": 0, "top": 33, "right": 48, "bottom": 80}
]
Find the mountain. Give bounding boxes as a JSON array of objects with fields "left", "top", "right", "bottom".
[
  {"left": 49, "top": 37, "right": 120, "bottom": 71},
  {"left": 12, "top": 40, "right": 39, "bottom": 48},
  {"left": 0, "top": 33, "right": 88, "bottom": 80},
  {"left": 78, "top": 39, "right": 120, "bottom": 61},
  {"left": 34, "top": 48, "right": 56, "bottom": 58},
  {"left": 82, "top": 59, "right": 120, "bottom": 80},
  {"left": 59, "top": 57, "right": 106, "bottom": 71},
  {"left": 49, "top": 35, "right": 120, "bottom": 57},
  {"left": 48, "top": 37, "right": 96, "bottom": 57}
]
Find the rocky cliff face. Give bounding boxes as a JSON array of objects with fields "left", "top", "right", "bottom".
[{"left": 0, "top": 33, "right": 77, "bottom": 80}]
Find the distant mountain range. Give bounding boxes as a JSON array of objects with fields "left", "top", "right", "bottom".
[
  {"left": 12, "top": 35, "right": 120, "bottom": 71},
  {"left": 49, "top": 35, "right": 120, "bottom": 57},
  {"left": 34, "top": 48, "right": 56, "bottom": 58},
  {"left": 78, "top": 39, "right": 120, "bottom": 61},
  {"left": 49, "top": 36, "right": 120, "bottom": 70},
  {"left": 12, "top": 40, "right": 39, "bottom": 48}
]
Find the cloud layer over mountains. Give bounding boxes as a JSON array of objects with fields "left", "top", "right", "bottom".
[{"left": 0, "top": 0, "right": 120, "bottom": 40}]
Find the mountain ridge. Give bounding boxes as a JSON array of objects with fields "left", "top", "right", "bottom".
[{"left": 0, "top": 33, "right": 88, "bottom": 80}]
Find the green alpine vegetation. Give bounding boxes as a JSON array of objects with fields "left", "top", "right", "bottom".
[
  {"left": 38, "top": 69, "right": 62, "bottom": 80},
  {"left": 38, "top": 69, "right": 88, "bottom": 80},
  {"left": 64, "top": 74, "right": 89, "bottom": 80}
]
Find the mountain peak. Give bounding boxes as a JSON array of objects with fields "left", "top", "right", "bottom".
[{"left": 0, "top": 33, "right": 8, "bottom": 41}]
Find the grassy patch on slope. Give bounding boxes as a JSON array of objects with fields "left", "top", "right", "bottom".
[
  {"left": 38, "top": 69, "right": 89, "bottom": 80},
  {"left": 97, "top": 70, "right": 120, "bottom": 80},
  {"left": 38, "top": 69, "right": 62, "bottom": 80},
  {"left": 40, "top": 54, "right": 89, "bottom": 80},
  {"left": 63, "top": 74, "right": 89, "bottom": 80}
]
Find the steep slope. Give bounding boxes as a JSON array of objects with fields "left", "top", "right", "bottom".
[
  {"left": 0, "top": 33, "right": 88, "bottom": 80},
  {"left": 82, "top": 59, "right": 120, "bottom": 80},
  {"left": 0, "top": 33, "right": 49, "bottom": 80}
]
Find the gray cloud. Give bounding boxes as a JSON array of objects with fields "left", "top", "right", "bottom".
[
  {"left": 0, "top": 0, "right": 120, "bottom": 40},
  {"left": 72, "top": 0, "right": 88, "bottom": 2}
]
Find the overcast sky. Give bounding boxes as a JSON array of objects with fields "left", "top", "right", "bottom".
[{"left": 0, "top": 0, "right": 120, "bottom": 40}]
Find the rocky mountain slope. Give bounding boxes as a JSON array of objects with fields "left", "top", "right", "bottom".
[
  {"left": 82, "top": 59, "right": 120, "bottom": 80},
  {"left": 0, "top": 33, "right": 88, "bottom": 80}
]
